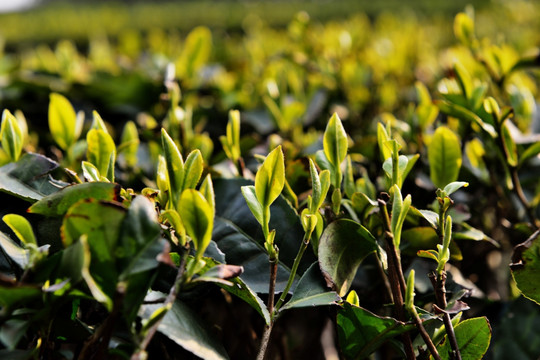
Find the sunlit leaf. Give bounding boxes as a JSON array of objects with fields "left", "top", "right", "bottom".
[
  {"left": 428, "top": 126, "right": 462, "bottom": 189},
  {"left": 86, "top": 128, "right": 116, "bottom": 182},
  {"left": 1, "top": 110, "right": 23, "bottom": 162},
  {"left": 437, "top": 317, "right": 491, "bottom": 360},
  {"left": 48, "top": 93, "right": 81, "bottom": 150},
  {"left": 3, "top": 214, "right": 36, "bottom": 246},
  {"left": 254, "top": 145, "right": 284, "bottom": 208},
  {"left": 323, "top": 113, "right": 348, "bottom": 169}
]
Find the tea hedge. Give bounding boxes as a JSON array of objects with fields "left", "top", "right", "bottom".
[{"left": 0, "top": 4, "right": 539, "bottom": 360}]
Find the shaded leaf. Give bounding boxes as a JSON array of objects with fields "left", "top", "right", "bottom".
[
  {"left": 280, "top": 262, "right": 340, "bottom": 311},
  {"left": 219, "top": 276, "right": 271, "bottom": 325},
  {"left": 141, "top": 297, "right": 229, "bottom": 360},
  {"left": 511, "top": 230, "right": 540, "bottom": 304},
  {"left": 0, "top": 231, "right": 28, "bottom": 269},
  {"left": 337, "top": 302, "right": 414, "bottom": 359},
  {"left": 28, "top": 182, "right": 120, "bottom": 217},
  {"left": 318, "top": 219, "right": 377, "bottom": 297}
]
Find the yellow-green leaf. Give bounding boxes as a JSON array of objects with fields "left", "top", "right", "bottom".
[
  {"left": 1, "top": 109, "right": 23, "bottom": 162},
  {"left": 161, "top": 128, "right": 184, "bottom": 203},
  {"left": 501, "top": 120, "right": 518, "bottom": 167},
  {"left": 3, "top": 214, "right": 36, "bottom": 246},
  {"left": 428, "top": 126, "right": 462, "bottom": 189},
  {"left": 182, "top": 149, "right": 203, "bottom": 191},
  {"left": 255, "top": 145, "right": 285, "bottom": 208},
  {"left": 323, "top": 113, "right": 348, "bottom": 168},
  {"left": 178, "top": 189, "right": 213, "bottom": 260},
  {"left": 86, "top": 128, "right": 116, "bottom": 182},
  {"left": 48, "top": 93, "right": 81, "bottom": 150}
]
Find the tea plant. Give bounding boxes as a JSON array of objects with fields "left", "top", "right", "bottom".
[{"left": 0, "top": 5, "right": 538, "bottom": 360}]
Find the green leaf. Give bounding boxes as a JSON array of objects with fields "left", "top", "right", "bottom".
[
  {"left": 176, "top": 26, "right": 213, "bottom": 79},
  {"left": 141, "top": 298, "right": 229, "bottom": 360},
  {"left": 0, "top": 286, "right": 41, "bottom": 309},
  {"left": 0, "top": 153, "right": 64, "bottom": 202},
  {"left": 1, "top": 110, "right": 23, "bottom": 162},
  {"left": 402, "top": 227, "right": 462, "bottom": 261},
  {"left": 323, "top": 113, "right": 348, "bottom": 168},
  {"left": 80, "top": 234, "right": 113, "bottom": 311},
  {"left": 280, "top": 262, "right": 340, "bottom": 311},
  {"left": 91, "top": 110, "right": 109, "bottom": 133},
  {"left": 48, "top": 93, "right": 81, "bottom": 150},
  {"left": 519, "top": 141, "right": 540, "bottom": 166},
  {"left": 255, "top": 145, "right": 285, "bottom": 208},
  {"left": 161, "top": 128, "right": 184, "bottom": 204},
  {"left": 377, "top": 122, "right": 392, "bottom": 161},
  {"left": 200, "top": 174, "right": 215, "bottom": 211},
  {"left": 454, "top": 12, "right": 475, "bottom": 46},
  {"left": 218, "top": 276, "right": 271, "bottom": 325},
  {"left": 3, "top": 214, "right": 36, "bottom": 246},
  {"left": 182, "top": 150, "right": 203, "bottom": 191},
  {"left": 428, "top": 126, "right": 462, "bottom": 189},
  {"left": 344, "top": 155, "right": 355, "bottom": 198},
  {"left": 501, "top": 120, "right": 518, "bottom": 167},
  {"left": 241, "top": 185, "right": 264, "bottom": 227},
  {"left": 319, "top": 219, "right": 378, "bottom": 296},
  {"left": 391, "top": 185, "right": 411, "bottom": 248},
  {"left": 511, "top": 231, "right": 540, "bottom": 304},
  {"left": 436, "top": 100, "right": 497, "bottom": 138},
  {"left": 220, "top": 109, "right": 241, "bottom": 162},
  {"left": 81, "top": 161, "right": 103, "bottom": 182},
  {"left": 178, "top": 189, "right": 214, "bottom": 259},
  {"left": 86, "top": 128, "right": 116, "bottom": 182},
  {"left": 443, "top": 181, "right": 469, "bottom": 196},
  {"left": 437, "top": 317, "right": 491, "bottom": 360},
  {"left": 28, "top": 182, "right": 120, "bottom": 217},
  {"left": 118, "top": 120, "right": 139, "bottom": 167},
  {"left": 0, "top": 231, "right": 29, "bottom": 269},
  {"left": 213, "top": 178, "right": 316, "bottom": 293},
  {"left": 337, "top": 302, "right": 415, "bottom": 359},
  {"left": 454, "top": 62, "right": 473, "bottom": 100}
]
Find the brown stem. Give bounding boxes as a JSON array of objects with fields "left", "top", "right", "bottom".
[
  {"left": 411, "top": 311, "right": 442, "bottom": 360},
  {"left": 131, "top": 251, "right": 188, "bottom": 360},
  {"left": 79, "top": 285, "right": 125, "bottom": 360},
  {"left": 256, "top": 259, "right": 278, "bottom": 360},
  {"left": 378, "top": 199, "right": 416, "bottom": 360},
  {"left": 429, "top": 272, "right": 462, "bottom": 360}
]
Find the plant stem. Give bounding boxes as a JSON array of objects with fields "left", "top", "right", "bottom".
[
  {"left": 131, "top": 250, "right": 188, "bottom": 360},
  {"left": 410, "top": 309, "right": 442, "bottom": 360},
  {"left": 256, "top": 259, "right": 278, "bottom": 360},
  {"left": 378, "top": 199, "right": 416, "bottom": 360},
  {"left": 430, "top": 272, "right": 462, "bottom": 360},
  {"left": 274, "top": 233, "right": 310, "bottom": 312}
]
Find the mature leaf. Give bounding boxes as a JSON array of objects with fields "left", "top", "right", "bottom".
[
  {"left": 319, "top": 219, "right": 378, "bottom": 296},
  {"left": 337, "top": 302, "right": 415, "bottom": 359},
  {"left": 141, "top": 298, "right": 229, "bottom": 360},
  {"left": 428, "top": 126, "right": 462, "bottom": 189},
  {"left": 0, "top": 231, "right": 28, "bottom": 269},
  {"left": 443, "top": 181, "right": 469, "bottom": 196},
  {"left": 519, "top": 141, "right": 540, "bottom": 166},
  {"left": 219, "top": 276, "right": 271, "bottom": 325},
  {"left": 48, "top": 93, "right": 81, "bottom": 150},
  {"left": 280, "top": 262, "right": 340, "bottom": 311},
  {"left": 0, "top": 286, "right": 41, "bottom": 309},
  {"left": 511, "top": 230, "right": 540, "bottom": 304},
  {"left": 0, "top": 153, "right": 64, "bottom": 202},
  {"left": 323, "top": 113, "right": 348, "bottom": 168},
  {"left": 437, "top": 317, "right": 491, "bottom": 360},
  {"left": 86, "top": 129, "right": 116, "bottom": 182},
  {"left": 178, "top": 189, "right": 213, "bottom": 257},
  {"left": 213, "top": 178, "right": 315, "bottom": 293},
  {"left": 29, "top": 182, "right": 120, "bottom": 217},
  {"left": 255, "top": 146, "right": 285, "bottom": 208},
  {"left": 435, "top": 100, "right": 497, "bottom": 138},
  {"left": 1, "top": 110, "right": 23, "bottom": 162},
  {"left": 3, "top": 214, "right": 36, "bottom": 246}
]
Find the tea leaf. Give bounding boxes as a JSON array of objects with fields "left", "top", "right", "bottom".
[
  {"left": 319, "top": 219, "right": 377, "bottom": 296},
  {"left": 86, "top": 128, "right": 116, "bottom": 182},
  {"left": 280, "top": 262, "right": 340, "bottom": 311},
  {"left": 118, "top": 121, "right": 139, "bottom": 167},
  {"left": 1, "top": 110, "right": 23, "bottom": 162},
  {"left": 161, "top": 128, "right": 184, "bottom": 203},
  {"left": 454, "top": 12, "right": 475, "bottom": 47},
  {"left": 428, "top": 126, "right": 462, "bottom": 189},
  {"left": 511, "top": 231, "right": 540, "bottom": 304},
  {"left": 323, "top": 113, "right": 348, "bottom": 168},
  {"left": 254, "top": 145, "right": 284, "bottom": 208},
  {"left": 241, "top": 185, "right": 264, "bottom": 226},
  {"left": 3, "top": 214, "right": 36, "bottom": 246},
  {"left": 81, "top": 161, "right": 103, "bottom": 182},
  {"left": 182, "top": 149, "right": 203, "bottom": 191},
  {"left": 437, "top": 317, "right": 491, "bottom": 360},
  {"left": 178, "top": 189, "right": 213, "bottom": 259},
  {"left": 219, "top": 277, "right": 271, "bottom": 325},
  {"left": 501, "top": 120, "right": 518, "bottom": 167},
  {"left": 48, "top": 93, "right": 81, "bottom": 150},
  {"left": 390, "top": 185, "right": 411, "bottom": 247}
]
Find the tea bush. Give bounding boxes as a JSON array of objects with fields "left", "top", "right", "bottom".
[{"left": 0, "top": 3, "right": 539, "bottom": 360}]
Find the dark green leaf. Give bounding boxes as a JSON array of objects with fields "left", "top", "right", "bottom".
[
  {"left": 437, "top": 317, "right": 491, "bottom": 360},
  {"left": 435, "top": 100, "right": 497, "bottom": 138},
  {"left": 280, "top": 262, "right": 340, "bottom": 311},
  {"left": 0, "top": 286, "right": 40, "bottom": 308},
  {"left": 337, "top": 302, "right": 414, "bottom": 359},
  {"left": 213, "top": 178, "right": 316, "bottom": 293},
  {"left": 0, "top": 231, "right": 28, "bottom": 269},
  {"left": 0, "top": 153, "right": 64, "bottom": 202},
  {"left": 28, "top": 182, "right": 120, "bottom": 217},
  {"left": 219, "top": 276, "right": 271, "bottom": 325},
  {"left": 511, "top": 231, "right": 540, "bottom": 304},
  {"left": 141, "top": 297, "right": 230, "bottom": 360},
  {"left": 318, "top": 219, "right": 377, "bottom": 296}
]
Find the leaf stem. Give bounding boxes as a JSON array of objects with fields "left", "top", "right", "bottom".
[
  {"left": 256, "top": 258, "right": 278, "bottom": 360},
  {"left": 410, "top": 309, "right": 442, "bottom": 360},
  {"left": 378, "top": 199, "right": 416, "bottom": 360},
  {"left": 430, "top": 272, "right": 462, "bottom": 360}
]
